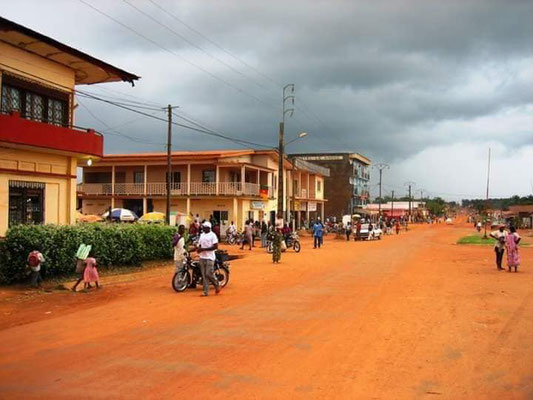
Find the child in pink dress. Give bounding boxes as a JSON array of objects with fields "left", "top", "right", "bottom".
[{"left": 83, "top": 257, "right": 100, "bottom": 289}]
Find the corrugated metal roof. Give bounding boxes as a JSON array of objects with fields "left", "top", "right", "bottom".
[
  {"left": 291, "top": 157, "right": 330, "bottom": 177},
  {"left": 0, "top": 16, "right": 139, "bottom": 85}
]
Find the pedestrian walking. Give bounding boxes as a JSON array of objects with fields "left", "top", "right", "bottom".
[
  {"left": 490, "top": 225, "right": 507, "bottom": 270},
  {"left": 241, "top": 220, "right": 253, "bottom": 250},
  {"left": 72, "top": 243, "right": 91, "bottom": 292},
  {"left": 313, "top": 220, "right": 324, "bottom": 249},
  {"left": 345, "top": 222, "right": 351, "bottom": 241},
  {"left": 395, "top": 220, "right": 400, "bottom": 235},
  {"left": 261, "top": 220, "right": 268, "bottom": 247},
  {"left": 505, "top": 226, "right": 521, "bottom": 272},
  {"left": 27, "top": 250, "right": 45, "bottom": 288},
  {"left": 83, "top": 257, "right": 100, "bottom": 289},
  {"left": 272, "top": 230, "right": 282, "bottom": 264},
  {"left": 197, "top": 221, "right": 221, "bottom": 296}
]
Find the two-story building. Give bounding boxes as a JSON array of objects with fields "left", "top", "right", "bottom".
[
  {"left": 289, "top": 152, "right": 371, "bottom": 218},
  {"left": 0, "top": 17, "right": 138, "bottom": 236},
  {"left": 78, "top": 150, "right": 328, "bottom": 231}
]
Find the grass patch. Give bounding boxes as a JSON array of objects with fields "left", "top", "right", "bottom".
[
  {"left": 457, "top": 235, "right": 530, "bottom": 246},
  {"left": 457, "top": 235, "right": 496, "bottom": 245}
]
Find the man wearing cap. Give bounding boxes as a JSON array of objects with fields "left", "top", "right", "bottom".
[{"left": 197, "top": 221, "right": 221, "bottom": 296}]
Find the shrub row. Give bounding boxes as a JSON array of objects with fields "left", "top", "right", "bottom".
[{"left": 0, "top": 223, "right": 178, "bottom": 284}]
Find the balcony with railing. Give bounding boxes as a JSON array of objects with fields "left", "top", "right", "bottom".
[
  {"left": 77, "top": 182, "right": 273, "bottom": 198},
  {"left": 0, "top": 111, "right": 103, "bottom": 157}
]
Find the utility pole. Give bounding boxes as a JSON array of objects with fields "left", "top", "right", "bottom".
[
  {"left": 483, "top": 147, "right": 491, "bottom": 239},
  {"left": 404, "top": 181, "right": 416, "bottom": 223},
  {"left": 373, "top": 163, "right": 389, "bottom": 216},
  {"left": 278, "top": 84, "right": 295, "bottom": 222},
  {"left": 166, "top": 104, "right": 172, "bottom": 225},
  {"left": 165, "top": 105, "right": 179, "bottom": 225}
]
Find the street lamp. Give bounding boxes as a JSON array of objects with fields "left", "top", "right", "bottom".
[{"left": 285, "top": 131, "right": 307, "bottom": 146}]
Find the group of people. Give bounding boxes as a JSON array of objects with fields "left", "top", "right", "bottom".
[
  {"left": 173, "top": 221, "right": 222, "bottom": 296},
  {"left": 489, "top": 225, "right": 521, "bottom": 272},
  {"left": 26, "top": 245, "right": 100, "bottom": 291}
]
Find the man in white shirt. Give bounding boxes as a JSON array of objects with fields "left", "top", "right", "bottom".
[
  {"left": 197, "top": 221, "right": 221, "bottom": 296},
  {"left": 490, "top": 225, "right": 507, "bottom": 270}
]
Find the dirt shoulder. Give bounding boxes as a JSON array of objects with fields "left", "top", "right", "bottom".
[{"left": 0, "top": 222, "right": 531, "bottom": 399}]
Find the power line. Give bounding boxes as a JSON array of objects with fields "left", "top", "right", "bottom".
[
  {"left": 77, "top": 99, "right": 164, "bottom": 146},
  {"left": 2, "top": 60, "right": 274, "bottom": 149},
  {"left": 123, "top": 0, "right": 274, "bottom": 94},
  {"left": 78, "top": 0, "right": 278, "bottom": 111},
  {"left": 148, "top": 0, "right": 281, "bottom": 88},
  {"left": 172, "top": 111, "right": 273, "bottom": 149}
]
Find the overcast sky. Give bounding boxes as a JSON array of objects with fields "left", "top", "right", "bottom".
[{"left": 3, "top": 0, "right": 533, "bottom": 200}]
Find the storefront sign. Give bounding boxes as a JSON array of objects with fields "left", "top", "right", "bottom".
[
  {"left": 308, "top": 201, "right": 317, "bottom": 212},
  {"left": 251, "top": 201, "right": 265, "bottom": 210},
  {"left": 293, "top": 201, "right": 300, "bottom": 211},
  {"left": 300, "top": 202, "right": 307, "bottom": 211}
]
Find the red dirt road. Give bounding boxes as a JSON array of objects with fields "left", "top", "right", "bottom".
[{"left": 0, "top": 223, "right": 532, "bottom": 399}]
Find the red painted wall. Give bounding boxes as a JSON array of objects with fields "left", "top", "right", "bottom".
[{"left": 0, "top": 112, "right": 103, "bottom": 157}]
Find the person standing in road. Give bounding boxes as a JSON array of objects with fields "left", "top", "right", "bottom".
[
  {"left": 241, "top": 220, "right": 253, "bottom": 250},
  {"left": 356, "top": 220, "right": 362, "bottom": 239},
  {"left": 313, "top": 220, "right": 324, "bottom": 249},
  {"left": 505, "top": 226, "right": 521, "bottom": 272},
  {"left": 490, "top": 225, "right": 507, "bottom": 270},
  {"left": 272, "top": 230, "right": 282, "bottom": 264},
  {"left": 197, "top": 221, "right": 221, "bottom": 296},
  {"left": 345, "top": 222, "right": 351, "bottom": 241},
  {"left": 173, "top": 225, "right": 188, "bottom": 270},
  {"left": 261, "top": 220, "right": 268, "bottom": 247}
]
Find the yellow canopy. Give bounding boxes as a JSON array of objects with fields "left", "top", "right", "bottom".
[{"left": 139, "top": 212, "right": 166, "bottom": 222}]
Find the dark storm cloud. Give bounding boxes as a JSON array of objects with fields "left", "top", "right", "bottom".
[{"left": 2, "top": 0, "right": 533, "bottom": 196}]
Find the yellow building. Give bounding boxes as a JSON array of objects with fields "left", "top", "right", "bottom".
[
  {"left": 0, "top": 17, "right": 138, "bottom": 236},
  {"left": 78, "top": 150, "right": 328, "bottom": 231}
]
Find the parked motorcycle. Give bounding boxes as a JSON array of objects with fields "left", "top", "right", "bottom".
[
  {"left": 267, "top": 232, "right": 301, "bottom": 253},
  {"left": 225, "top": 231, "right": 237, "bottom": 245},
  {"left": 172, "top": 250, "right": 230, "bottom": 292}
]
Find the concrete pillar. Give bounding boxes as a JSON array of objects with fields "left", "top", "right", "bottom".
[
  {"left": 233, "top": 197, "right": 238, "bottom": 226},
  {"left": 215, "top": 165, "right": 219, "bottom": 195},
  {"left": 143, "top": 164, "right": 147, "bottom": 196},
  {"left": 187, "top": 163, "right": 191, "bottom": 195},
  {"left": 241, "top": 165, "right": 245, "bottom": 192},
  {"left": 143, "top": 197, "right": 147, "bottom": 215},
  {"left": 306, "top": 203, "right": 310, "bottom": 224},
  {"left": 186, "top": 197, "right": 191, "bottom": 223},
  {"left": 321, "top": 202, "right": 325, "bottom": 221},
  {"left": 111, "top": 165, "right": 115, "bottom": 209}
]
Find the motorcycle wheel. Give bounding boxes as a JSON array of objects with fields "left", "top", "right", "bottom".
[
  {"left": 293, "top": 241, "right": 301, "bottom": 252},
  {"left": 215, "top": 266, "right": 230, "bottom": 288},
  {"left": 267, "top": 242, "right": 273, "bottom": 254},
  {"left": 172, "top": 270, "right": 190, "bottom": 292},
  {"left": 228, "top": 236, "right": 236, "bottom": 245}
]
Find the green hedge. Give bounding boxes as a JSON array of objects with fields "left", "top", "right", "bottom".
[{"left": 0, "top": 223, "right": 177, "bottom": 284}]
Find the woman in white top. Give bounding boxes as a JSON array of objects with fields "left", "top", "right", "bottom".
[{"left": 173, "top": 225, "right": 188, "bottom": 270}]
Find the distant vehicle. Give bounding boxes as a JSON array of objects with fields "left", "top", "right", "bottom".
[{"left": 354, "top": 223, "right": 382, "bottom": 240}]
